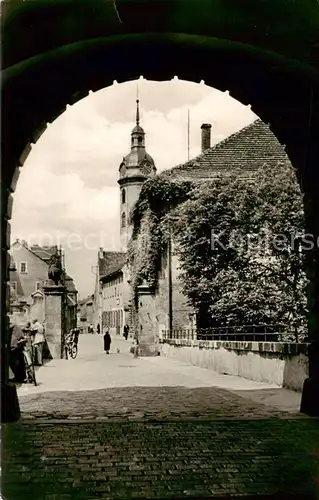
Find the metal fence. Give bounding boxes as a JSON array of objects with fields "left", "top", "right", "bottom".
[{"left": 162, "top": 324, "right": 301, "bottom": 343}]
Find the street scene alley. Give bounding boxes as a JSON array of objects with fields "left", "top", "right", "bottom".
[
  {"left": 16, "top": 335, "right": 304, "bottom": 419},
  {"left": 3, "top": 334, "right": 319, "bottom": 500}
]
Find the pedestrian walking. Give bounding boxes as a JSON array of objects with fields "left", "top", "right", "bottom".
[
  {"left": 123, "top": 323, "right": 129, "bottom": 340},
  {"left": 133, "top": 338, "right": 139, "bottom": 358},
  {"left": 103, "top": 329, "right": 111, "bottom": 355},
  {"left": 31, "top": 318, "right": 45, "bottom": 366},
  {"left": 97, "top": 323, "right": 100, "bottom": 335}
]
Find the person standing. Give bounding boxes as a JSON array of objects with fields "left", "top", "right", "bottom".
[
  {"left": 123, "top": 324, "right": 129, "bottom": 340},
  {"left": 9, "top": 316, "right": 27, "bottom": 383},
  {"left": 103, "top": 329, "right": 111, "bottom": 355},
  {"left": 97, "top": 323, "right": 100, "bottom": 335},
  {"left": 31, "top": 318, "right": 45, "bottom": 366}
]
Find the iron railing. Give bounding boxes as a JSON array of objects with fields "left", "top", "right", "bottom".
[{"left": 162, "top": 324, "right": 302, "bottom": 343}]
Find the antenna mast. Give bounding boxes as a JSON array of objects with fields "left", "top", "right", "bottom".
[{"left": 187, "top": 109, "right": 190, "bottom": 161}]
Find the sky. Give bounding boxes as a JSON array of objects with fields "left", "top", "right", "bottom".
[{"left": 11, "top": 78, "right": 257, "bottom": 298}]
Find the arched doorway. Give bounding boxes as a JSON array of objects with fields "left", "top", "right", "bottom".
[{"left": 2, "top": 0, "right": 319, "bottom": 420}]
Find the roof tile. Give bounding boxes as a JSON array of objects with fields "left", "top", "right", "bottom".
[
  {"left": 99, "top": 251, "right": 127, "bottom": 279},
  {"left": 164, "top": 119, "right": 290, "bottom": 181}
]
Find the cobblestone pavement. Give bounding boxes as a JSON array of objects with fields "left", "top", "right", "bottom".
[
  {"left": 3, "top": 335, "right": 319, "bottom": 499},
  {"left": 17, "top": 386, "right": 306, "bottom": 421},
  {"left": 3, "top": 419, "right": 319, "bottom": 499}
]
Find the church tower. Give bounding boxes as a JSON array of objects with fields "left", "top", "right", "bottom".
[{"left": 118, "top": 97, "right": 157, "bottom": 251}]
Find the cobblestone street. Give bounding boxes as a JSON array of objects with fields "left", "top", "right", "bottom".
[{"left": 3, "top": 334, "right": 319, "bottom": 499}]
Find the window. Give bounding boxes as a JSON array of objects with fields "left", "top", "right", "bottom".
[
  {"left": 10, "top": 282, "right": 17, "bottom": 293},
  {"left": 20, "top": 261, "right": 27, "bottom": 273},
  {"left": 121, "top": 189, "right": 126, "bottom": 204},
  {"left": 121, "top": 212, "right": 126, "bottom": 228},
  {"left": 36, "top": 281, "right": 41, "bottom": 290}
]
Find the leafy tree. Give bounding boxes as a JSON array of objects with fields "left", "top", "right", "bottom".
[{"left": 169, "top": 162, "right": 308, "bottom": 339}]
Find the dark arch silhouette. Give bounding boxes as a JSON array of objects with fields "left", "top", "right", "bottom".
[{"left": 2, "top": 0, "right": 319, "bottom": 421}]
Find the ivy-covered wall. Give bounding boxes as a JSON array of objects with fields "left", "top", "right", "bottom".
[
  {"left": 127, "top": 162, "right": 307, "bottom": 339},
  {"left": 127, "top": 175, "right": 194, "bottom": 337}
]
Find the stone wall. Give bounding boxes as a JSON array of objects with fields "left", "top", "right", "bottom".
[
  {"left": 154, "top": 248, "right": 195, "bottom": 335},
  {"left": 129, "top": 216, "right": 195, "bottom": 340},
  {"left": 160, "top": 339, "right": 309, "bottom": 392}
]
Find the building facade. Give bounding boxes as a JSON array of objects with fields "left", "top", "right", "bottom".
[
  {"left": 100, "top": 264, "right": 131, "bottom": 337},
  {"left": 77, "top": 295, "right": 95, "bottom": 333},
  {"left": 95, "top": 112, "right": 292, "bottom": 346},
  {"left": 9, "top": 241, "right": 78, "bottom": 331}
]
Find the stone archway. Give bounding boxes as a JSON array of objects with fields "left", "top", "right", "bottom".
[{"left": 2, "top": 0, "right": 319, "bottom": 421}]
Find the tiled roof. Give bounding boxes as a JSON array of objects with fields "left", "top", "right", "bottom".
[
  {"left": 29, "top": 245, "right": 77, "bottom": 292},
  {"left": 29, "top": 245, "right": 58, "bottom": 261},
  {"left": 99, "top": 251, "right": 126, "bottom": 280},
  {"left": 163, "top": 119, "right": 290, "bottom": 181}
]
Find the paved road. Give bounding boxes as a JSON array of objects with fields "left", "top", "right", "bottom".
[
  {"left": 17, "top": 334, "right": 302, "bottom": 417},
  {"left": 3, "top": 334, "right": 319, "bottom": 499}
]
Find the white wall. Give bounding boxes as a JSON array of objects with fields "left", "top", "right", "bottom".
[{"left": 161, "top": 341, "right": 309, "bottom": 392}]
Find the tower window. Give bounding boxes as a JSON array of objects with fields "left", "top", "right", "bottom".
[
  {"left": 121, "top": 212, "right": 126, "bottom": 228},
  {"left": 138, "top": 136, "right": 143, "bottom": 144},
  {"left": 121, "top": 189, "right": 126, "bottom": 204}
]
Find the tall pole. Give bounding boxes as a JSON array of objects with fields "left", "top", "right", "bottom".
[
  {"left": 168, "top": 222, "right": 173, "bottom": 336},
  {"left": 187, "top": 109, "right": 190, "bottom": 161}
]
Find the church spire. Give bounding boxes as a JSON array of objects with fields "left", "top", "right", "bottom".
[
  {"left": 131, "top": 85, "right": 145, "bottom": 147},
  {"left": 136, "top": 85, "right": 140, "bottom": 126},
  {"left": 136, "top": 98, "right": 140, "bottom": 126}
]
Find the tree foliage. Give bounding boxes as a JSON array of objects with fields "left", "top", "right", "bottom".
[
  {"left": 129, "top": 163, "right": 308, "bottom": 340},
  {"left": 170, "top": 162, "right": 308, "bottom": 338}
]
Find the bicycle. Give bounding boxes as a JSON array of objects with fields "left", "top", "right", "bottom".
[{"left": 64, "top": 329, "right": 79, "bottom": 360}]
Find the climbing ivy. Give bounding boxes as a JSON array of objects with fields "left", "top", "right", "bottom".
[{"left": 128, "top": 174, "right": 194, "bottom": 303}]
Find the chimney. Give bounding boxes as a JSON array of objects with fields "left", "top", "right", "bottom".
[
  {"left": 201, "top": 123, "right": 212, "bottom": 152},
  {"left": 98, "top": 247, "right": 104, "bottom": 259}
]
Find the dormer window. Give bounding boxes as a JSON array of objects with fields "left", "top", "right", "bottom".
[
  {"left": 121, "top": 189, "right": 126, "bottom": 204},
  {"left": 121, "top": 212, "right": 126, "bottom": 228}
]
